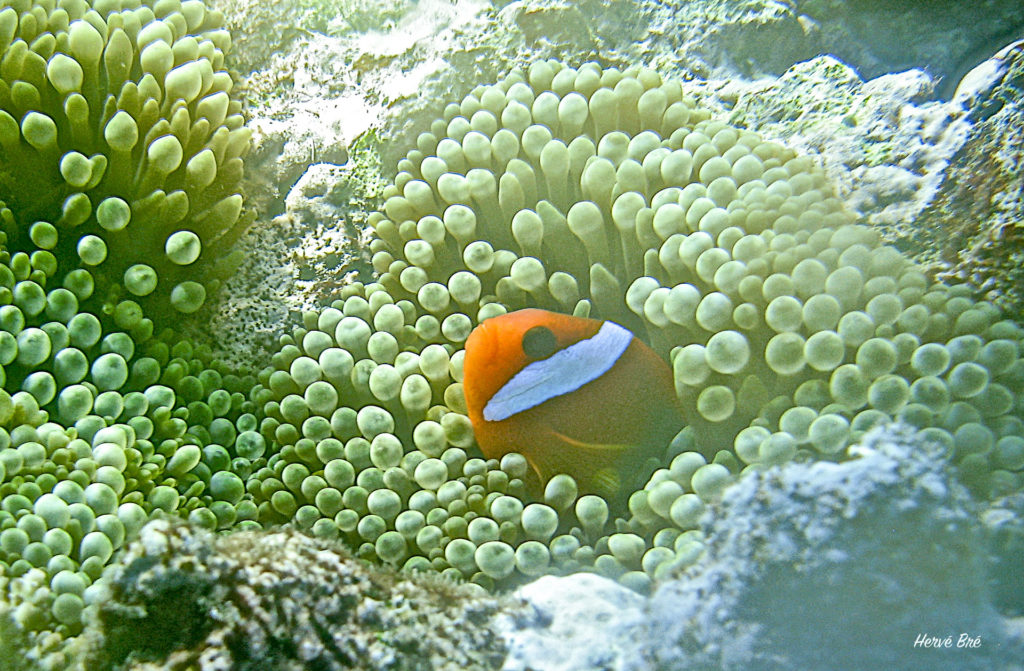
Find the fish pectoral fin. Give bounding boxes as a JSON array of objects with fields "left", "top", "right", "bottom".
[
  {"left": 549, "top": 431, "right": 634, "bottom": 455},
  {"left": 544, "top": 431, "right": 635, "bottom": 499}
]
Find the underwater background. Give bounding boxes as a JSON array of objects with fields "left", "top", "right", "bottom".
[{"left": 1, "top": 0, "right": 1024, "bottom": 669}]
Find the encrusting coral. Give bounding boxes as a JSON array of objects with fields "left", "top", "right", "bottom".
[
  {"left": 69, "top": 520, "right": 514, "bottom": 671},
  {"left": 0, "top": 0, "right": 250, "bottom": 319}
]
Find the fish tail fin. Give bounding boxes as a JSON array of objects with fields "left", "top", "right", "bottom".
[{"left": 589, "top": 467, "right": 623, "bottom": 502}]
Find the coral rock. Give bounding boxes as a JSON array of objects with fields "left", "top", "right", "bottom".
[{"left": 74, "top": 520, "right": 513, "bottom": 671}]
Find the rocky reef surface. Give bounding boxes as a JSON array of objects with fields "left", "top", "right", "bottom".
[{"left": 69, "top": 520, "right": 514, "bottom": 671}]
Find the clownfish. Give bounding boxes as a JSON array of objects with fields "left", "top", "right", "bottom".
[{"left": 463, "top": 308, "right": 683, "bottom": 501}]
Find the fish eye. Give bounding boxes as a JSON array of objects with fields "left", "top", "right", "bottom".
[{"left": 521, "top": 325, "right": 558, "bottom": 360}]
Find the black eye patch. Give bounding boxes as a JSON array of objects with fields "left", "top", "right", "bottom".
[{"left": 521, "top": 325, "right": 558, "bottom": 360}]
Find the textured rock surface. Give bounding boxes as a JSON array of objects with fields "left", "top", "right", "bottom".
[
  {"left": 637, "top": 422, "right": 1022, "bottom": 670},
  {"left": 911, "top": 41, "right": 1024, "bottom": 317},
  {"left": 198, "top": 161, "right": 377, "bottom": 362},
  {"left": 982, "top": 490, "right": 1024, "bottom": 618},
  {"left": 500, "top": 573, "right": 645, "bottom": 671},
  {"left": 753, "top": 0, "right": 1024, "bottom": 88},
  {"left": 710, "top": 57, "right": 966, "bottom": 238},
  {"left": 70, "top": 520, "right": 514, "bottom": 671}
]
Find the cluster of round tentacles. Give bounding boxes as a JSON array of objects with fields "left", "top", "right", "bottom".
[
  {"left": 0, "top": 0, "right": 250, "bottom": 320},
  {"left": 242, "top": 59, "right": 1024, "bottom": 595},
  {"left": 0, "top": 0, "right": 256, "bottom": 665}
]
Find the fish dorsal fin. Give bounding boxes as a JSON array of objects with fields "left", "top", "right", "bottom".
[{"left": 483, "top": 320, "right": 632, "bottom": 421}]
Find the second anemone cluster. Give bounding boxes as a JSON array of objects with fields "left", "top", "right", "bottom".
[{"left": 245, "top": 60, "right": 1024, "bottom": 593}]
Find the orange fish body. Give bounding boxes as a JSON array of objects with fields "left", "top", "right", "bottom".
[{"left": 462, "top": 308, "right": 682, "bottom": 500}]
